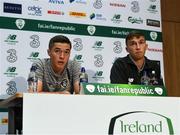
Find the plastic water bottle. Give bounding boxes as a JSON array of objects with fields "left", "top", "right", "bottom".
[
  {"left": 79, "top": 67, "right": 88, "bottom": 91},
  {"left": 27, "top": 65, "right": 38, "bottom": 92},
  {"left": 141, "top": 71, "right": 150, "bottom": 85}
]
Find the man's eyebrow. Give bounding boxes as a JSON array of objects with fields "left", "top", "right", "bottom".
[
  {"left": 129, "top": 40, "right": 136, "bottom": 43},
  {"left": 139, "top": 39, "right": 145, "bottom": 42},
  {"left": 53, "top": 48, "right": 70, "bottom": 50},
  {"left": 54, "top": 48, "right": 60, "bottom": 49}
]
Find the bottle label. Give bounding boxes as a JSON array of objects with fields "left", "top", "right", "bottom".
[
  {"left": 28, "top": 76, "right": 38, "bottom": 92},
  {"left": 80, "top": 78, "right": 88, "bottom": 83},
  {"left": 28, "top": 81, "right": 37, "bottom": 92}
]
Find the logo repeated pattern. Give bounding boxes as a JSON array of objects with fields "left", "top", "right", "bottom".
[{"left": 0, "top": 0, "right": 163, "bottom": 96}]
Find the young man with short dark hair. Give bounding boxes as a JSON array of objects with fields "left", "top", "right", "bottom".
[
  {"left": 29, "top": 35, "right": 81, "bottom": 94},
  {"left": 110, "top": 31, "right": 164, "bottom": 85}
]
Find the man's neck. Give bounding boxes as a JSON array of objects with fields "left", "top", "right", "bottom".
[
  {"left": 51, "top": 64, "right": 64, "bottom": 75},
  {"left": 51, "top": 66, "right": 63, "bottom": 75},
  {"left": 129, "top": 55, "right": 145, "bottom": 71}
]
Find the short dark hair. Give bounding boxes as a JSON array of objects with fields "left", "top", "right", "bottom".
[
  {"left": 49, "top": 35, "right": 72, "bottom": 50},
  {"left": 125, "top": 31, "right": 145, "bottom": 45}
]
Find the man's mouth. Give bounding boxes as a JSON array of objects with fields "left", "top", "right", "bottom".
[
  {"left": 58, "top": 61, "right": 64, "bottom": 64},
  {"left": 136, "top": 51, "right": 142, "bottom": 54}
]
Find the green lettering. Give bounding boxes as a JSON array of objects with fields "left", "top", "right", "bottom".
[
  {"left": 139, "top": 123, "right": 146, "bottom": 133},
  {"left": 119, "top": 120, "right": 163, "bottom": 133},
  {"left": 129, "top": 123, "right": 136, "bottom": 133},
  {"left": 155, "top": 121, "right": 162, "bottom": 132}
]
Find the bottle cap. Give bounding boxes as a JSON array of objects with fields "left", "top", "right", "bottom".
[
  {"left": 81, "top": 67, "right": 86, "bottom": 73},
  {"left": 30, "top": 65, "right": 37, "bottom": 71},
  {"left": 152, "top": 70, "right": 155, "bottom": 74}
]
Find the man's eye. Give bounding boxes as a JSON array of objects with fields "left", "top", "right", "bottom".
[
  {"left": 139, "top": 41, "right": 145, "bottom": 44},
  {"left": 130, "top": 42, "right": 136, "bottom": 46},
  {"left": 54, "top": 50, "right": 60, "bottom": 53},
  {"left": 64, "top": 51, "right": 70, "bottom": 54}
]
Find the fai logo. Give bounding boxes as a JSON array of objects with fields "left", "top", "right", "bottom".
[
  {"left": 61, "top": 79, "right": 68, "bottom": 90},
  {"left": 150, "top": 32, "right": 158, "bottom": 40},
  {"left": 128, "top": 78, "right": 134, "bottom": 84},
  {"left": 6, "top": 81, "right": 17, "bottom": 95},
  {"left": 155, "top": 87, "right": 163, "bottom": 95},
  {"left": 48, "top": 79, "right": 69, "bottom": 91},
  {"left": 109, "top": 111, "right": 174, "bottom": 135},
  {"left": 94, "top": 54, "right": 104, "bottom": 67},
  {"left": 30, "top": 35, "right": 40, "bottom": 48},
  {"left": 87, "top": 25, "right": 96, "bottom": 35},
  {"left": 15, "top": 19, "right": 25, "bottom": 29},
  {"left": 7, "top": 49, "right": 17, "bottom": 63},
  {"left": 93, "top": 0, "right": 102, "bottom": 9},
  {"left": 73, "top": 38, "right": 83, "bottom": 51},
  {"left": 113, "top": 41, "right": 122, "bottom": 54},
  {"left": 86, "top": 84, "right": 95, "bottom": 93}
]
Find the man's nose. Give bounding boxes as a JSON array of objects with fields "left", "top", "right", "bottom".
[
  {"left": 136, "top": 43, "right": 140, "bottom": 49},
  {"left": 59, "top": 52, "right": 65, "bottom": 58}
]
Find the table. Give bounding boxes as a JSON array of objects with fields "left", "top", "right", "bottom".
[{"left": 0, "top": 93, "right": 23, "bottom": 134}]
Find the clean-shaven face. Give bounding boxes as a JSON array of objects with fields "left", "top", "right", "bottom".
[
  {"left": 126, "top": 36, "right": 148, "bottom": 61},
  {"left": 48, "top": 42, "right": 71, "bottom": 73}
]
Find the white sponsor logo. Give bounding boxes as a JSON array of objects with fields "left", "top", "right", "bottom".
[
  {"left": 15, "top": 19, "right": 25, "bottom": 29},
  {"left": 87, "top": 25, "right": 96, "bottom": 35},
  {"left": 86, "top": 85, "right": 95, "bottom": 93}
]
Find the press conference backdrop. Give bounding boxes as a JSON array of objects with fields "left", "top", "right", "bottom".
[
  {"left": 0, "top": 0, "right": 163, "bottom": 96},
  {"left": 0, "top": 0, "right": 163, "bottom": 133}
]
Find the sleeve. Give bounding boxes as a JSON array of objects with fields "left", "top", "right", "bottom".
[
  {"left": 110, "top": 59, "right": 128, "bottom": 84},
  {"left": 71, "top": 60, "right": 81, "bottom": 83},
  {"left": 33, "top": 59, "right": 44, "bottom": 81}
]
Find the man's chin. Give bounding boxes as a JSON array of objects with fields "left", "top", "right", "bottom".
[
  {"left": 133, "top": 55, "right": 144, "bottom": 61},
  {"left": 58, "top": 64, "right": 65, "bottom": 67},
  {"left": 55, "top": 63, "right": 65, "bottom": 68}
]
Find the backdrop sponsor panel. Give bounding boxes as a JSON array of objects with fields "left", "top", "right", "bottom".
[
  {"left": 0, "top": 30, "right": 164, "bottom": 95},
  {"left": 0, "top": 0, "right": 163, "bottom": 94},
  {"left": 0, "top": 0, "right": 164, "bottom": 133}
]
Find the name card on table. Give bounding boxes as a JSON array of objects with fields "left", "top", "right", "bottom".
[{"left": 81, "top": 83, "right": 167, "bottom": 96}]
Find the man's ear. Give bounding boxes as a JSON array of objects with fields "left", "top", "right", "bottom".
[
  {"left": 145, "top": 43, "right": 148, "bottom": 50},
  {"left": 126, "top": 46, "right": 129, "bottom": 53},
  {"left": 47, "top": 49, "right": 51, "bottom": 56}
]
